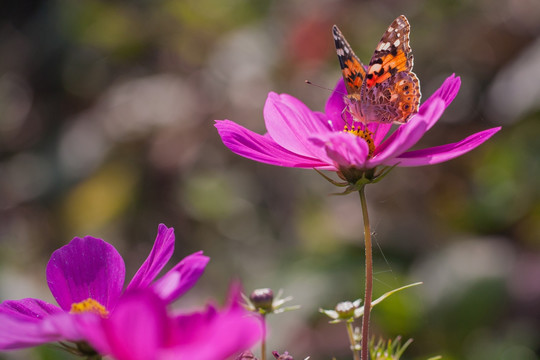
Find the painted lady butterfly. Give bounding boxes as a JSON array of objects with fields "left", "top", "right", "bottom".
[{"left": 333, "top": 15, "right": 421, "bottom": 124}]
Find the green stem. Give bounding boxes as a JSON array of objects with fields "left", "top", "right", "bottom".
[
  {"left": 346, "top": 321, "right": 361, "bottom": 360},
  {"left": 261, "top": 314, "right": 267, "bottom": 360},
  {"left": 359, "top": 186, "right": 372, "bottom": 360}
]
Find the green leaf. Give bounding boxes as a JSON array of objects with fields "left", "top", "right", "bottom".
[{"left": 354, "top": 282, "right": 423, "bottom": 318}]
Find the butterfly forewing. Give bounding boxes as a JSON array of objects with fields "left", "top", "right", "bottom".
[
  {"left": 332, "top": 25, "right": 366, "bottom": 95},
  {"left": 364, "top": 15, "right": 414, "bottom": 88}
]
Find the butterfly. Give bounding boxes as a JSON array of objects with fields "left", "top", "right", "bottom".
[{"left": 332, "top": 15, "right": 421, "bottom": 124}]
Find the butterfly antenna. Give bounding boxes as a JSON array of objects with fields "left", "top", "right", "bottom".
[
  {"left": 305, "top": 80, "right": 333, "bottom": 92},
  {"left": 305, "top": 80, "right": 348, "bottom": 97}
]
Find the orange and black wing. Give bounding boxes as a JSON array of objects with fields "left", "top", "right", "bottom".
[
  {"left": 364, "top": 15, "right": 415, "bottom": 89},
  {"left": 332, "top": 25, "right": 366, "bottom": 96}
]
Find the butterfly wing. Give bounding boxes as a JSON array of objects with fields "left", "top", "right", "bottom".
[
  {"left": 332, "top": 25, "right": 366, "bottom": 96},
  {"left": 364, "top": 15, "right": 414, "bottom": 88},
  {"left": 361, "top": 71, "right": 421, "bottom": 124},
  {"left": 361, "top": 15, "right": 421, "bottom": 123}
]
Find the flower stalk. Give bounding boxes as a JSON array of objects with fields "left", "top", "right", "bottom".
[
  {"left": 261, "top": 315, "right": 267, "bottom": 360},
  {"left": 243, "top": 288, "right": 299, "bottom": 360},
  {"left": 359, "top": 185, "right": 372, "bottom": 360},
  {"left": 346, "top": 321, "right": 360, "bottom": 360}
]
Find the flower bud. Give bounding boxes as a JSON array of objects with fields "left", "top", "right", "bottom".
[
  {"left": 236, "top": 350, "right": 258, "bottom": 360},
  {"left": 335, "top": 301, "right": 356, "bottom": 319},
  {"left": 244, "top": 288, "right": 298, "bottom": 316},
  {"left": 272, "top": 351, "right": 294, "bottom": 360},
  {"left": 320, "top": 299, "right": 361, "bottom": 322},
  {"left": 249, "top": 288, "right": 274, "bottom": 312}
]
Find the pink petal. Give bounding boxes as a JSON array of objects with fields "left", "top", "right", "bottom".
[
  {"left": 369, "top": 98, "right": 446, "bottom": 167},
  {"left": 325, "top": 78, "right": 348, "bottom": 131},
  {"left": 367, "top": 122, "right": 392, "bottom": 146},
  {"left": 165, "top": 284, "right": 261, "bottom": 360},
  {"left": 127, "top": 224, "right": 175, "bottom": 291},
  {"left": 42, "top": 312, "right": 94, "bottom": 342},
  {"left": 0, "top": 300, "right": 68, "bottom": 350},
  {"left": 0, "top": 298, "right": 62, "bottom": 321},
  {"left": 215, "top": 120, "right": 332, "bottom": 169},
  {"left": 310, "top": 132, "right": 370, "bottom": 169},
  {"left": 314, "top": 111, "right": 334, "bottom": 130},
  {"left": 46, "top": 236, "right": 126, "bottom": 312},
  {"left": 279, "top": 94, "right": 333, "bottom": 133},
  {"left": 0, "top": 310, "right": 91, "bottom": 349},
  {"left": 386, "top": 127, "right": 502, "bottom": 167},
  {"left": 420, "top": 74, "right": 461, "bottom": 131},
  {"left": 152, "top": 251, "right": 209, "bottom": 303},
  {"left": 374, "top": 74, "right": 461, "bottom": 160},
  {"left": 0, "top": 313, "right": 61, "bottom": 349},
  {"left": 264, "top": 92, "right": 330, "bottom": 159},
  {"left": 84, "top": 290, "right": 170, "bottom": 360}
]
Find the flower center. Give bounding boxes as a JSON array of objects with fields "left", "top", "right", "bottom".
[
  {"left": 335, "top": 301, "right": 357, "bottom": 319},
  {"left": 343, "top": 125, "right": 375, "bottom": 157},
  {"left": 70, "top": 298, "right": 109, "bottom": 317}
]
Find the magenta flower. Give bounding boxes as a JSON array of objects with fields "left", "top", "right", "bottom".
[
  {"left": 82, "top": 284, "right": 262, "bottom": 360},
  {"left": 0, "top": 224, "right": 209, "bottom": 353},
  {"left": 215, "top": 75, "right": 500, "bottom": 184}
]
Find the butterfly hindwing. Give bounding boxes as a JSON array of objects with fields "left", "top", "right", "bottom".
[{"left": 361, "top": 71, "right": 421, "bottom": 124}]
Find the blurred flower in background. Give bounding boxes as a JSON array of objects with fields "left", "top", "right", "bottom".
[
  {"left": 83, "top": 285, "right": 261, "bottom": 360},
  {"left": 0, "top": 224, "right": 208, "bottom": 353},
  {"left": 0, "top": 0, "right": 539, "bottom": 359}
]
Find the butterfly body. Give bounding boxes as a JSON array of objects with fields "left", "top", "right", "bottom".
[{"left": 333, "top": 15, "right": 421, "bottom": 124}]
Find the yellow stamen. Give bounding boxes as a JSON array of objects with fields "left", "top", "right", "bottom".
[
  {"left": 70, "top": 298, "right": 109, "bottom": 317},
  {"left": 344, "top": 125, "right": 375, "bottom": 157}
]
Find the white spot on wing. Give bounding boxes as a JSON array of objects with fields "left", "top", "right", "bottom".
[
  {"left": 370, "top": 64, "right": 382, "bottom": 72},
  {"left": 377, "top": 42, "right": 391, "bottom": 51}
]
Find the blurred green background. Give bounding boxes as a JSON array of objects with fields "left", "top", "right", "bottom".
[{"left": 0, "top": 0, "right": 539, "bottom": 359}]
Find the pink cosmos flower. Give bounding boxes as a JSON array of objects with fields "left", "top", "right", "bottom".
[
  {"left": 0, "top": 224, "right": 209, "bottom": 353},
  {"left": 82, "top": 284, "right": 262, "bottom": 360},
  {"left": 215, "top": 75, "right": 500, "bottom": 184}
]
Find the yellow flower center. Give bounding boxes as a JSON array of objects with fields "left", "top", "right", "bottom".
[
  {"left": 70, "top": 298, "right": 109, "bottom": 317},
  {"left": 344, "top": 125, "right": 375, "bottom": 157}
]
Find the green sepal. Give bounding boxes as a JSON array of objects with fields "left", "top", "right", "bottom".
[
  {"left": 371, "top": 164, "right": 399, "bottom": 184},
  {"left": 314, "top": 168, "right": 349, "bottom": 187}
]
